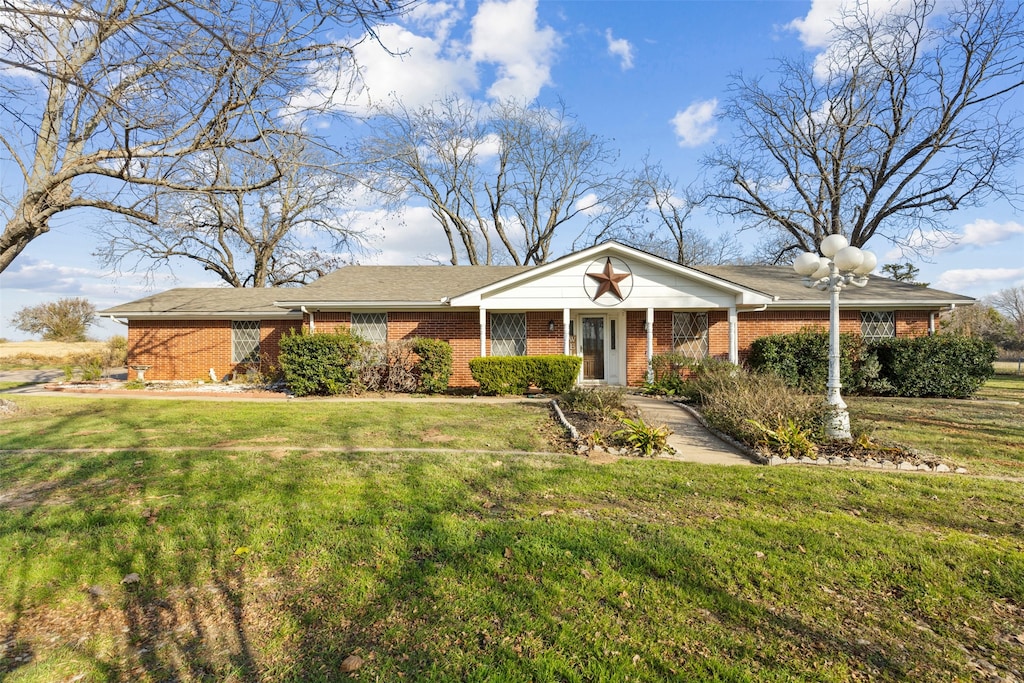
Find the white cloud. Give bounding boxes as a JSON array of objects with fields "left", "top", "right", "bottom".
[
  {"left": 959, "top": 219, "right": 1024, "bottom": 247},
  {"left": 343, "top": 205, "right": 458, "bottom": 265},
  {"left": 285, "top": 0, "right": 560, "bottom": 120},
  {"left": 605, "top": 29, "right": 634, "bottom": 70},
  {"left": 786, "top": 0, "right": 921, "bottom": 80},
  {"left": 886, "top": 219, "right": 1024, "bottom": 260},
  {"left": 670, "top": 99, "right": 718, "bottom": 148},
  {"left": 575, "top": 192, "right": 605, "bottom": 217},
  {"left": 469, "top": 0, "right": 561, "bottom": 101},
  {"left": 935, "top": 267, "right": 1024, "bottom": 294}
]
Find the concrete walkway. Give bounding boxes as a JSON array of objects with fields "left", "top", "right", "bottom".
[{"left": 624, "top": 395, "right": 755, "bottom": 466}]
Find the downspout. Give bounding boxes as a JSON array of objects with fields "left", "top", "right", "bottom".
[
  {"left": 106, "top": 315, "right": 128, "bottom": 327},
  {"left": 301, "top": 306, "right": 314, "bottom": 333}
]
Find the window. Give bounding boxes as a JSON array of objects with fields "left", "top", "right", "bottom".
[
  {"left": 231, "top": 320, "right": 261, "bottom": 363},
  {"left": 861, "top": 311, "right": 895, "bottom": 340},
  {"left": 352, "top": 312, "right": 388, "bottom": 344},
  {"left": 491, "top": 313, "right": 527, "bottom": 356},
  {"left": 672, "top": 312, "right": 709, "bottom": 359}
]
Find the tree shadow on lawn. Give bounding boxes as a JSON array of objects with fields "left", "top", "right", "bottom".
[
  {"left": 4, "top": 451, "right": 1016, "bottom": 680},
  {"left": 0, "top": 449, "right": 265, "bottom": 682},
  {"left": 275, "top": 461, "right": 913, "bottom": 681}
]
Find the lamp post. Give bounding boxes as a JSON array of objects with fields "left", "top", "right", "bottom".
[{"left": 792, "top": 235, "right": 877, "bottom": 440}]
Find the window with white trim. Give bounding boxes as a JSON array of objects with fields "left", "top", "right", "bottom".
[
  {"left": 672, "top": 312, "right": 709, "bottom": 359},
  {"left": 491, "top": 313, "right": 527, "bottom": 356},
  {"left": 352, "top": 313, "right": 388, "bottom": 344},
  {"left": 861, "top": 311, "right": 895, "bottom": 340},
  {"left": 231, "top": 320, "right": 261, "bottom": 363}
]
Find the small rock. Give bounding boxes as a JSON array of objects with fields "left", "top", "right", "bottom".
[
  {"left": 917, "top": 463, "right": 931, "bottom": 471},
  {"left": 934, "top": 463, "right": 951, "bottom": 473},
  {"left": 121, "top": 573, "right": 140, "bottom": 585},
  {"left": 340, "top": 654, "right": 363, "bottom": 673},
  {"left": 769, "top": 456, "right": 787, "bottom": 466},
  {"left": 798, "top": 457, "right": 815, "bottom": 464},
  {"left": 785, "top": 456, "right": 798, "bottom": 464},
  {"left": 540, "top": 509, "right": 556, "bottom": 517},
  {"left": 87, "top": 585, "right": 106, "bottom": 598},
  {"left": 880, "top": 460, "right": 896, "bottom": 469},
  {"left": 754, "top": 551, "right": 765, "bottom": 559},
  {"left": 897, "top": 461, "right": 917, "bottom": 471},
  {"left": 955, "top": 467, "right": 968, "bottom": 474}
]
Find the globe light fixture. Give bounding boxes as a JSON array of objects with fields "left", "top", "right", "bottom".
[{"left": 792, "top": 237, "right": 876, "bottom": 440}]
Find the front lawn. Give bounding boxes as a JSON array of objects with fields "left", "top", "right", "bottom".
[
  {"left": 0, "top": 396, "right": 560, "bottom": 453},
  {"left": 848, "top": 373, "right": 1024, "bottom": 477},
  {"left": 1, "top": 395, "right": 1023, "bottom": 681}
]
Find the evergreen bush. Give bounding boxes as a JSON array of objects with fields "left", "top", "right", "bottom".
[
  {"left": 278, "top": 330, "right": 364, "bottom": 396},
  {"left": 871, "top": 335, "right": 996, "bottom": 398},
  {"left": 748, "top": 329, "right": 869, "bottom": 393},
  {"left": 469, "top": 355, "right": 582, "bottom": 394},
  {"left": 412, "top": 338, "right": 453, "bottom": 393}
]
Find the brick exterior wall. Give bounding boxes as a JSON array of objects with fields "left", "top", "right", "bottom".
[
  {"left": 127, "top": 319, "right": 300, "bottom": 381},
  {"left": 127, "top": 307, "right": 937, "bottom": 388}
]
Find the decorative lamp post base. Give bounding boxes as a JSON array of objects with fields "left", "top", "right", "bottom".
[{"left": 825, "top": 393, "right": 852, "bottom": 441}]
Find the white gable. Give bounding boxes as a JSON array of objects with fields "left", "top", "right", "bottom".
[{"left": 448, "top": 243, "right": 773, "bottom": 310}]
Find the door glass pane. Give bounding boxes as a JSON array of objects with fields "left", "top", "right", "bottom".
[{"left": 582, "top": 317, "right": 605, "bottom": 380}]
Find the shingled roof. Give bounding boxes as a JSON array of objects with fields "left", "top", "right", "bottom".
[
  {"left": 274, "top": 265, "right": 534, "bottom": 305},
  {"left": 101, "top": 287, "right": 295, "bottom": 316},
  {"left": 100, "top": 253, "right": 972, "bottom": 317},
  {"left": 694, "top": 265, "right": 974, "bottom": 306}
]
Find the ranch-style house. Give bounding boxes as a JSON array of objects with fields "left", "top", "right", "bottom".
[{"left": 101, "top": 242, "right": 974, "bottom": 388}]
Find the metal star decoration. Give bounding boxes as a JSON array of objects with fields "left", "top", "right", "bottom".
[{"left": 587, "top": 257, "right": 631, "bottom": 301}]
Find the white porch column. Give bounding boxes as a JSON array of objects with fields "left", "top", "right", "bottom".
[
  {"left": 645, "top": 307, "right": 654, "bottom": 382},
  {"left": 562, "top": 308, "right": 571, "bottom": 355},
  {"left": 479, "top": 307, "right": 487, "bottom": 356},
  {"left": 728, "top": 305, "right": 739, "bottom": 364}
]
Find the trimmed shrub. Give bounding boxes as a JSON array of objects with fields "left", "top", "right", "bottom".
[
  {"left": 469, "top": 355, "right": 582, "bottom": 395},
  {"left": 748, "top": 328, "right": 870, "bottom": 394},
  {"left": 871, "top": 335, "right": 996, "bottom": 398},
  {"left": 279, "top": 329, "right": 364, "bottom": 396},
  {"left": 412, "top": 338, "right": 453, "bottom": 393}
]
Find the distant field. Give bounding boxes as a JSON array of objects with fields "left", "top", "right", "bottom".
[
  {"left": 0, "top": 340, "right": 113, "bottom": 370},
  {"left": 0, "top": 340, "right": 107, "bottom": 358},
  {"left": 994, "top": 359, "right": 1023, "bottom": 375}
]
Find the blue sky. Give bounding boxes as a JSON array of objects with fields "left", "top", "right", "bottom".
[{"left": 2, "top": 0, "right": 1022, "bottom": 341}]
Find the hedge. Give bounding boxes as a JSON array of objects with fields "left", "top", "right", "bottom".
[
  {"left": 469, "top": 355, "right": 582, "bottom": 395},
  {"left": 411, "top": 338, "right": 453, "bottom": 393},
  {"left": 871, "top": 335, "right": 996, "bottom": 398},
  {"left": 748, "top": 329, "right": 867, "bottom": 394},
  {"left": 749, "top": 329, "right": 996, "bottom": 398},
  {"left": 278, "top": 329, "right": 364, "bottom": 396}
]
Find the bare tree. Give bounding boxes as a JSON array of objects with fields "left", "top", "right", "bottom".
[
  {"left": 707, "top": 0, "right": 1024, "bottom": 259},
  {"left": 583, "top": 157, "right": 743, "bottom": 265},
  {"left": 95, "top": 139, "right": 363, "bottom": 286},
  {"left": 989, "top": 286, "right": 1024, "bottom": 342},
  {"left": 0, "top": 0, "right": 411, "bottom": 272},
  {"left": 356, "top": 96, "right": 622, "bottom": 265}
]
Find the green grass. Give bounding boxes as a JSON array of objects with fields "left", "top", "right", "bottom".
[
  {"left": 0, "top": 397, "right": 559, "bottom": 452},
  {"left": 1, "top": 389, "right": 1023, "bottom": 681},
  {"left": 849, "top": 373, "right": 1024, "bottom": 477}
]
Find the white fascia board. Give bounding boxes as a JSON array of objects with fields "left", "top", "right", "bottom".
[
  {"left": 449, "top": 241, "right": 773, "bottom": 306},
  {"left": 768, "top": 298, "right": 974, "bottom": 309},
  {"left": 273, "top": 300, "right": 450, "bottom": 310},
  {"left": 109, "top": 312, "right": 301, "bottom": 319}
]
